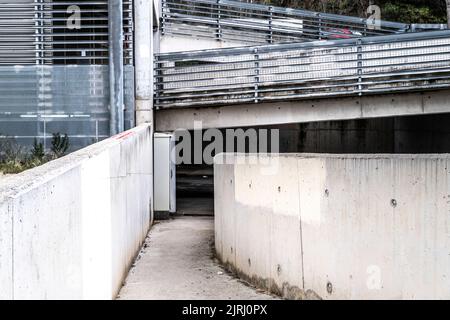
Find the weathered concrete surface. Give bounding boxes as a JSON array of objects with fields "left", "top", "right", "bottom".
[
  {"left": 155, "top": 89, "right": 450, "bottom": 131},
  {"left": 118, "top": 216, "right": 277, "bottom": 300},
  {"left": 159, "top": 35, "right": 245, "bottom": 54},
  {"left": 0, "top": 124, "right": 153, "bottom": 300},
  {"left": 215, "top": 153, "right": 450, "bottom": 300}
]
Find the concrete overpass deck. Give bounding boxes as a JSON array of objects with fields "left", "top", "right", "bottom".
[{"left": 155, "top": 30, "right": 450, "bottom": 131}]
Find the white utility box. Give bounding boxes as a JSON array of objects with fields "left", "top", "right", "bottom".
[{"left": 154, "top": 132, "right": 176, "bottom": 218}]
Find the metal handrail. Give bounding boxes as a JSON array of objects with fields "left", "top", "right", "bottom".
[
  {"left": 154, "top": 30, "right": 450, "bottom": 109},
  {"left": 160, "top": 0, "right": 443, "bottom": 45}
]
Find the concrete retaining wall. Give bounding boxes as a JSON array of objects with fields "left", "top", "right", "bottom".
[
  {"left": 214, "top": 153, "right": 450, "bottom": 299},
  {"left": 0, "top": 124, "right": 153, "bottom": 300}
]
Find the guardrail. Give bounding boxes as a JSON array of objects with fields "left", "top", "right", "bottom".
[
  {"left": 154, "top": 30, "right": 450, "bottom": 109},
  {"left": 160, "top": 0, "right": 417, "bottom": 44}
]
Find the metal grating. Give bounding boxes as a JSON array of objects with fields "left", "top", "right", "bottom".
[
  {"left": 0, "top": 0, "right": 134, "bottom": 65},
  {"left": 155, "top": 30, "right": 450, "bottom": 108}
]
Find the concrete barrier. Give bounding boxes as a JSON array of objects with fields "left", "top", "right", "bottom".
[
  {"left": 0, "top": 124, "right": 153, "bottom": 300},
  {"left": 214, "top": 153, "right": 450, "bottom": 299}
]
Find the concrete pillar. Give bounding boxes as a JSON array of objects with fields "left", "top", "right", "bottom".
[
  {"left": 134, "top": 0, "right": 154, "bottom": 125},
  {"left": 109, "top": 0, "right": 125, "bottom": 135},
  {"left": 134, "top": 0, "right": 155, "bottom": 218}
]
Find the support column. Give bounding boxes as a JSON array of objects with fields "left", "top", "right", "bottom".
[
  {"left": 134, "top": 0, "right": 154, "bottom": 125},
  {"left": 109, "top": 0, "right": 125, "bottom": 135},
  {"left": 135, "top": 0, "right": 155, "bottom": 220}
]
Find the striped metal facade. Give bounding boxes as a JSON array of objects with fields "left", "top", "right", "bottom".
[{"left": 0, "top": 0, "right": 135, "bottom": 150}]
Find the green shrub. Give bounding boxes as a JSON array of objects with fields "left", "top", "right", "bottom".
[
  {"left": 0, "top": 134, "right": 70, "bottom": 175},
  {"left": 50, "top": 133, "right": 70, "bottom": 159},
  {"left": 31, "top": 138, "right": 45, "bottom": 161}
]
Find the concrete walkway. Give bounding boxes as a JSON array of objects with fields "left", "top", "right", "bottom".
[{"left": 117, "top": 216, "right": 276, "bottom": 300}]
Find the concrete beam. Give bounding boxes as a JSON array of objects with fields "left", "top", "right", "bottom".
[
  {"left": 159, "top": 35, "right": 247, "bottom": 53},
  {"left": 155, "top": 89, "right": 450, "bottom": 131}
]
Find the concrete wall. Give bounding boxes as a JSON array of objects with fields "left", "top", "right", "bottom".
[
  {"left": 214, "top": 153, "right": 450, "bottom": 299},
  {"left": 0, "top": 124, "right": 153, "bottom": 300},
  {"left": 159, "top": 35, "right": 246, "bottom": 54}
]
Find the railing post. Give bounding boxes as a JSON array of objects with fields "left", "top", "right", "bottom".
[
  {"left": 216, "top": 0, "right": 222, "bottom": 41},
  {"left": 34, "top": 0, "right": 44, "bottom": 65},
  {"left": 318, "top": 13, "right": 322, "bottom": 40},
  {"left": 357, "top": 38, "right": 363, "bottom": 96},
  {"left": 161, "top": 0, "right": 166, "bottom": 36},
  {"left": 268, "top": 6, "right": 273, "bottom": 44},
  {"left": 254, "top": 48, "right": 260, "bottom": 103},
  {"left": 154, "top": 56, "right": 161, "bottom": 109},
  {"left": 363, "top": 18, "right": 367, "bottom": 37}
]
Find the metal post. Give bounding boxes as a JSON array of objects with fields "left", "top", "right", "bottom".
[
  {"left": 318, "top": 13, "right": 322, "bottom": 40},
  {"left": 357, "top": 38, "right": 363, "bottom": 96},
  {"left": 134, "top": 0, "right": 154, "bottom": 125},
  {"left": 161, "top": 0, "right": 166, "bottom": 35},
  {"left": 254, "top": 48, "right": 260, "bottom": 103},
  {"left": 268, "top": 6, "right": 273, "bottom": 44},
  {"left": 216, "top": 0, "right": 222, "bottom": 41},
  {"left": 363, "top": 18, "right": 367, "bottom": 37},
  {"left": 109, "top": 0, "right": 125, "bottom": 135}
]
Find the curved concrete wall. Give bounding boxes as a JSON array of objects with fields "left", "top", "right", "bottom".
[
  {"left": 0, "top": 125, "right": 153, "bottom": 300},
  {"left": 214, "top": 153, "right": 450, "bottom": 299}
]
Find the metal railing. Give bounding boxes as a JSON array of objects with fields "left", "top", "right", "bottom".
[
  {"left": 0, "top": 0, "right": 134, "bottom": 65},
  {"left": 160, "top": 0, "right": 417, "bottom": 45},
  {"left": 154, "top": 30, "right": 450, "bottom": 109}
]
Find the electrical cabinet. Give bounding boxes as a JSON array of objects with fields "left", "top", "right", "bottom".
[{"left": 154, "top": 133, "right": 176, "bottom": 218}]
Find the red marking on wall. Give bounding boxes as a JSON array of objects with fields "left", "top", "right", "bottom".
[{"left": 114, "top": 131, "right": 135, "bottom": 140}]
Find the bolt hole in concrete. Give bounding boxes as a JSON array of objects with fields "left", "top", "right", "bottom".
[
  {"left": 326, "top": 282, "right": 333, "bottom": 295},
  {"left": 391, "top": 199, "right": 398, "bottom": 207}
]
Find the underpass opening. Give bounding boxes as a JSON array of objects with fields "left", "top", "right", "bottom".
[{"left": 170, "top": 113, "right": 450, "bottom": 218}]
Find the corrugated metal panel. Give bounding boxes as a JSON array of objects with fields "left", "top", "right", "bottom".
[
  {"left": 0, "top": 0, "right": 37, "bottom": 65},
  {"left": 0, "top": 1, "right": 136, "bottom": 150},
  {"left": 0, "top": 0, "right": 134, "bottom": 65}
]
